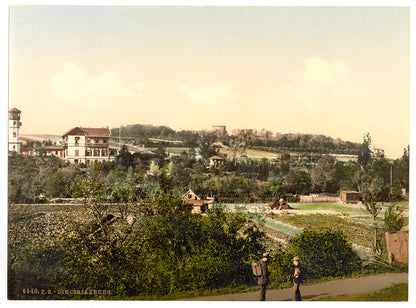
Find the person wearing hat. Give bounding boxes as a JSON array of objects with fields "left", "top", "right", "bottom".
[
  {"left": 292, "top": 256, "right": 303, "bottom": 301},
  {"left": 258, "top": 252, "right": 270, "bottom": 301}
]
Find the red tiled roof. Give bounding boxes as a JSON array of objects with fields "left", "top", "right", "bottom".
[
  {"left": 209, "top": 155, "right": 224, "bottom": 160},
  {"left": 62, "top": 127, "right": 110, "bottom": 138}
]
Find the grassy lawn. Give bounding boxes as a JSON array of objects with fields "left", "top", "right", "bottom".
[
  {"left": 292, "top": 202, "right": 368, "bottom": 215},
  {"left": 314, "top": 283, "right": 408, "bottom": 301},
  {"left": 219, "top": 148, "right": 279, "bottom": 160},
  {"left": 166, "top": 147, "right": 191, "bottom": 154},
  {"left": 268, "top": 213, "right": 373, "bottom": 248}
]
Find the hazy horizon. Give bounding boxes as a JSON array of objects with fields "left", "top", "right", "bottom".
[{"left": 9, "top": 5, "right": 410, "bottom": 158}]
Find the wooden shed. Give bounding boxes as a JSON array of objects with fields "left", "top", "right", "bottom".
[{"left": 340, "top": 190, "right": 360, "bottom": 203}]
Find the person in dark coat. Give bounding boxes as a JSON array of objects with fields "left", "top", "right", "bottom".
[
  {"left": 258, "top": 252, "right": 270, "bottom": 301},
  {"left": 292, "top": 256, "right": 303, "bottom": 301}
]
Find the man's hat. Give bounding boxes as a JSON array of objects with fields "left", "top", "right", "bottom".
[{"left": 293, "top": 256, "right": 300, "bottom": 261}]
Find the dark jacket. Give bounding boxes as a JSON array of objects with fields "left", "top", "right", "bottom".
[
  {"left": 292, "top": 264, "right": 303, "bottom": 284},
  {"left": 257, "top": 260, "right": 270, "bottom": 286}
]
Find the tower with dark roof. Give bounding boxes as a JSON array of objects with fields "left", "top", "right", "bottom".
[{"left": 8, "top": 108, "right": 22, "bottom": 153}]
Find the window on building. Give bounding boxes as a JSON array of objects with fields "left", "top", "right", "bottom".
[
  {"left": 86, "top": 150, "right": 90, "bottom": 156},
  {"left": 13, "top": 132, "right": 16, "bottom": 137},
  {"left": 75, "top": 137, "right": 80, "bottom": 145},
  {"left": 102, "top": 150, "right": 107, "bottom": 156},
  {"left": 75, "top": 150, "right": 79, "bottom": 156},
  {"left": 94, "top": 150, "right": 99, "bottom": 156},
  {"left": 103, "top": 139, "right": 107, "bottom": 144}
]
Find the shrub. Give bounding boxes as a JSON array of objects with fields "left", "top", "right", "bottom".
[
  {"left": 384, "top": 204, "right": 405, "bottom": 232},
  {"left": 289, "top": 229, "right": 361, "bottom": 280},
  {"left": 267, "top": 245, "right": 294, "bottom": 286}
]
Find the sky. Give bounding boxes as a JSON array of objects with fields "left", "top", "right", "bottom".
[{"left": 7, "top": 3, "right": 411, "bottom": 158}]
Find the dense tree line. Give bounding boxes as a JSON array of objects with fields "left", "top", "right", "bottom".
[
  {"left": 8, "top": 138, "right": 409, "bottom": 205},
  {"left": 111, "top": 124, "right": 363, "bottom": 154}
]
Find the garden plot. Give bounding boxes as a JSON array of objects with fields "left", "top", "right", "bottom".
[{"left": 222, "top": 202, "right": 378, "bottom": 258}]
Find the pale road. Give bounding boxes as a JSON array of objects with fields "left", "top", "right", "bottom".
[{"left": 180, "top": 273, "right": 408, "bottom": 301}]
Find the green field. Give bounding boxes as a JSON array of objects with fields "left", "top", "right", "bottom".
[
  {"left": 20, "top": 134, "right": 62, "bottom": 143},
  {"left": 269, "top": 213, "right": 373, "bottom": 248},
  {"left": 291, "top": 202, "right": 369, "bottom": 215},
  {"left": 219, "top": 148, "right": 278, "bottom": 160}
]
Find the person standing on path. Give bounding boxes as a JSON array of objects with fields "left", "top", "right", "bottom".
[
  {"left": 292, "top": 256, "right": 303, "bottom": 301},
  {"left": 258, "top": 252, "right": 270, "bottom": 301}
]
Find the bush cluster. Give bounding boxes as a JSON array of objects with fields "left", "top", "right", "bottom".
[{"left": 289, "top": 229, "right": 362, "bottom": 279}]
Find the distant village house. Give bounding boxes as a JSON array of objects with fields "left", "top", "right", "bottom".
[
  {"left": 182, "top": 189, "right": 214, "bottom": 213},
  {"left": 209, "top": 155, "right": 224, "bottom": 166},
  {"left": 44, "top": 146, "right": 65, "bottom": 159}
]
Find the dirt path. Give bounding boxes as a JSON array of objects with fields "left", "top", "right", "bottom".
[{"left": 180, "top": 272, "right": 408, "bottom": 301}]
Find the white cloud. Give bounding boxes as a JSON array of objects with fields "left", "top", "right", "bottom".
[
  {"left": 284, "top": 57, "right": 369, "bottom": 111},
  {"left": 180, "top": 83, "right": 237, "bottom": 105},
  {"left": 135, "top": 81, "right": 149, "bottom": 92},
  {"left": 51, "top": 63, "right": 147, "bottom": 108}
]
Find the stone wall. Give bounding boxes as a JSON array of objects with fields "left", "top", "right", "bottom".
[{"left": 385, "top": 231, "right": 409, "bottom": 264}]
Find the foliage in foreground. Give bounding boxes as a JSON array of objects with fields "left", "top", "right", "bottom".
[
  {"left": 8, "top": 183, "right": 266, "bottom": 299},
  {"left": 289, "top": 229, "right": 362, "bottom": 279},
  {"left": 9, "top": 197, "right": 407, "bottom": 301}
]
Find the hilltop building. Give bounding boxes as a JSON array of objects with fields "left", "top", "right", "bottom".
[
  {"left": 61, "top": 127, "right": 117, "bottom": 165},
  {"left": 212, "top": 125, "right": 227, "bottom": 137},
  {"left": 8, "top": 108, "right": 22, "bottom": 153}
]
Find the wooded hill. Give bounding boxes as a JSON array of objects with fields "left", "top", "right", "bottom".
[{"left": 111, "top": 124, "right": 362, "bottom": 155}]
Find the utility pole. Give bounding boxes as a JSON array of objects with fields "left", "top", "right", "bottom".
[{"left": 390, "top": 163, "right": 393, "bottom": 195}]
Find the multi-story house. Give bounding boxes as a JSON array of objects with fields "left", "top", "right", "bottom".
[{"left": 62, "top": 127, "right": 117, "bottom": 165}]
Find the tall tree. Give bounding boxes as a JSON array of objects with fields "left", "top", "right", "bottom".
[
  {"left": 360, "top": 175, "right": 383, "bottom": 254},
  {"left": 357, "top": 132, "right": 373, "bottom": 171},
  {"left": 310, "top": 155, "right": 338, "bottom": 193}
]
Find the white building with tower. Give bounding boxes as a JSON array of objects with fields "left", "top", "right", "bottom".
[{"left": 8, "top": 107, "right": 22, "bottom": 153}]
